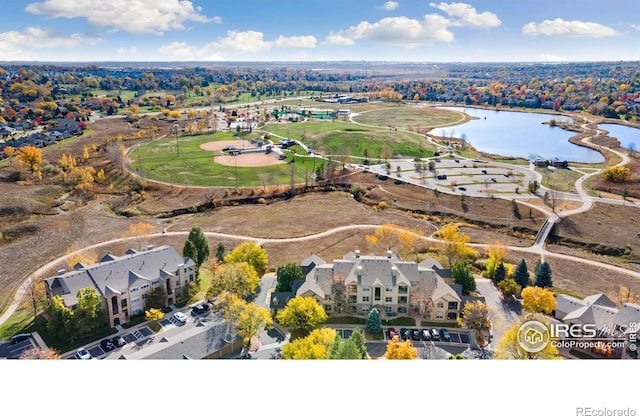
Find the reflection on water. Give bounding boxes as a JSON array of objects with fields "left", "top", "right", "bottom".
[{"left": 430, "top": 107, "right": 604, "bottom": 163}]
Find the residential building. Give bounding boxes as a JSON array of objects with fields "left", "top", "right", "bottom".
[
  {"left": 271, "top": 250, "right": 462, "bottom": 321},
  {"left": 44, "top": 245, "right": 196, "bottom": 327}
]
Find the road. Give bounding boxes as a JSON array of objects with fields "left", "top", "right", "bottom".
[{"left": 475, "top": 278, "right": 522, "bottom": 348}]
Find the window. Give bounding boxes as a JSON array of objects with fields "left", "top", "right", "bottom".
[
  {"left": 131, "top": 296, "right": 140, "bottom": 303},
  {"left": 141, "top": 284, "right": 149, "bottom": 290},
  {"left": 362, "top": 286, "right": 370, "bottom": 292},
  {"left": 349, "top": 296, "right": 357, "bottom": 304},
  {"left": 176, "top": 280, "right": 180, "bottom": 287},
  {"left": 385, "top": 297, "right": 393, "bottom": 303},
  {"left": 437, "top": 302, "right": 444, "bottom": 309},
  {"left": 385, "top": 306, "right": 393, "bottom": 314},
  {"left": 131, "top": 287, "right": 139, "bottom": 292},
  {"left": 362, "top": 296, "right": 370, "bottom": 302},
  {"left": 448, "top": 302, "right": 458, "bottom": 310},
  {"left": 385, "top": 287, "right": 393, "bottom": 292},
  {"left": 120, "top": 299, "right": 127, "bottom": 308},
  {"left": 447, "top": 312, "right": 457, "bottom": 320},
  {"left": 189, "top": 274, "right": 194, "bottom": 282},
  {"left": 324, "top": 305, "right": 332, "bottom": 312},
  {"left": 436, "top": 313, "right": 444, "bottom": 319},
  {"left": 152, "top": 279, "right": 159, "bottom": 285},
  {"left": 398, "top": 296, "right": 407, "bottom": 304},
  {"left": 374, "top": 287, "right": 381, "bottom": 301},
  {"left": 398, "top": 286, "right": 408, "bottom": 294}
]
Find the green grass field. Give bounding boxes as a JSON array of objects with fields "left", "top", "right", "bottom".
[{"left": 133, "top": 131, "right": 313, "bottom": 187}]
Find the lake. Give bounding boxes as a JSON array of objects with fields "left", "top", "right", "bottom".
[
  {"left": 430, "top": 107, "right": 605, "bottom": 163},
  {"left": 598, "top": 123, "right": 640, "bottom": 151}
]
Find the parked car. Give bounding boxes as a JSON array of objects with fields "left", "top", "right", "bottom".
[
  {"left": 10, "top": 333, "right": 31, "bottom": 344},
  {"left": 202, "top": 302, "right": 212, "bottom": 311},
  {"left": 75, "top": 347, "right": 92, "bottom": 360},
  {"left": 399, "top": 328, "right": 410, "bottom": 341},
  {"left": 411, "top": 330, "right": 421, "bottom": 341},
  {"left": 430, "top": 328, "right": 440, "bottom": 340},
  {"left": 173, "top": 311, "right": 188, "bottom": 324},
  {"left": 112, "top": 336, "right": 126, "bottom": 348},
  {"left": 440, "top": 328, "right": 451, "bottom": 341},
  {"left": 388, "top": 327, "right": 397, "bottom": 339},
  {"left": 481, "top": 169, "right": 488, "bottom": 174},
  {"left": 100, "top": 339, "right": 115, "bottom": 351},
  {"left": 491, "top": 177, "right": 497, "bottom": 182},
  {"left": 458, "top": 186, "right": 466, "bottom": 191},
  {"left": 191, "top": 305, "right": 206, "bottom": 315},
  {"left": 421, "top": 329, "right": 432, "bottom": 341}
]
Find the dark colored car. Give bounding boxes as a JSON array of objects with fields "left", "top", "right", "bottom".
[
  {"left": 10, "top": 333, "right": 31, "bottom": 344},
  {"left": 202, "top": 302, "right": 212, "bottom": 311},
  {"left": 399, "top": 328, "right": 410, "bottom": 341},
  {"left": 481, "top": 169, "right": 488, "bottom": 174},
  {"left": 458, "top": 186, "right": 466, "bottom": 191},
  {"left": 421, "top": 329, "right": 432, "bottom": 341},
  {"left": 100, "top": 339, "right": 115, "bottom": 351},
  {"left": 191, "top": 305, "right": 206, "bottom": 315},
  {"left": 440, "top": 328, "right": 451, "bottom": 341},
  {"left": 388, "top": 327, "right": 397, "bottom": 339},
  {"left": 112, "top": 336, "right": 126, "bottom": 348},
  {"left": 411, "top": 330, "right": 421, "bottom": 341}
]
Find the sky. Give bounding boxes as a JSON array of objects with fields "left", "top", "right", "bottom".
[{"left": 0, "top": 0, "right": 639, "bottom": 63}]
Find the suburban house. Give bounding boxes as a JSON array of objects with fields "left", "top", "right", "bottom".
[
  {"left": 44, "top": 245, "right": 196, "bottom": 327},
  {"left": 271, "top": 250, "right": 462, "bottom": 321}
]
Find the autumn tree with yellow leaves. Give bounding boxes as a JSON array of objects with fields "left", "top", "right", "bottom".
[
  {"left": 521, "top": 286, "right": 556, "bottom": 315},
  {"left": 365, "top": 223, "right": 425, "bottom": 260},
  {"left": 436, "top": 223, "right": 478, "bottom": 267},
  {"left": 384, "top": 336, "right": 418, "bottom": 360}
]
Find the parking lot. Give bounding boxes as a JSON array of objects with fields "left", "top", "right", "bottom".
[
  {"left": 387, "top": 326, "right": 471, "bottom": 345},
  {"left": 0, "top": 337, "right": 35, "bottom": 359}
]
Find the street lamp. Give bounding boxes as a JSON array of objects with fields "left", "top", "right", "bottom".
[{"left": 173, "top": 122, "right": 180, "bottom": 157}]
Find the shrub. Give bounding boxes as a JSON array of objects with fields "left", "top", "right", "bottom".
[{"left": 258, "top": 198, "right": 266, "bottom": 204}]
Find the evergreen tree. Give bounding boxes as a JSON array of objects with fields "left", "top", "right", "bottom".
[
  {"left": 365, "top": 308, "right": 382, "bottom": 333},
  {"left": 534, "top": 261, "right": 553, "bottom": 288},
  {"left": 327, "top": 333, "right": 343, "bottom": 359},
  {"left": 183, "top": 226, "right": 210, "bottom": 277},
  {"left": 452, "top": 261, "right": 476, "bottom": 295},
  {"left": 348, "top": 327, "right": 368, "bottom": 359},
  {"left": 493, "top": 262, "right": 506, "bottom": 283},
  {"left": 216, "top": 242, "right": 225, "bottom": 263},
  {"left": 276, "top": 263, "right": 304, "bottom": 293},
  {"left": 513, "top": 259, "right": 530, "bottom": 289}
]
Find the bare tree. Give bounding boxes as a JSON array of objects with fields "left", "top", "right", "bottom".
[
  {"left": 20, "top": 347, "right": 61, "bottom": 360},
  {"left": 332, "top": 273, "right": 347, "bottom": 315},
  {"left": 411, "top": 281, "right": 434, "bottom": 321},
  {"left": 20, "top": 275, "right": 45, "bottom": 322}
]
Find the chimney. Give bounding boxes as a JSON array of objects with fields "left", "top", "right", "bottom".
[
  {"left": 355, "top": 250, "right": 360, "bottom": 258},
  {"left": 387, "top": 250, "right": 392, "bottom": 258}
]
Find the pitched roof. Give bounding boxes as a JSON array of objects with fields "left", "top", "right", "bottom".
[
  {"left": 614, "top": 303, "right": 640, "bottom": 332},
  {"left": 563, "top": 304, "right": 618, "bottom": 329},
  {"left": 45, "top": 245, "right": 195, "bottom": 307}
]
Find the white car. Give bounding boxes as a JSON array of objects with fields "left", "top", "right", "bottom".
[
  {"left": 173, "top": 312, "right": 188, "bottom": 324},
  {"left": 75, "top": 347, "right": 92, "bottom": 360}
]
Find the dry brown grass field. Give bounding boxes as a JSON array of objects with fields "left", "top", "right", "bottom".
[{"left": 2, "top": 115, "right": 640, "bottom": 315}]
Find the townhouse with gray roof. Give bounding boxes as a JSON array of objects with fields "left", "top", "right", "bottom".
[
  {"left": 271, "top": 250, "right": 462, "bottom": 321},
  {"left": 44, "top": 245, "right": 196, "bottom": 327}
]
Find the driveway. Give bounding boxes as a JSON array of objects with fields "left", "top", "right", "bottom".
[{"left": 475, "top": 278, "right": 522, "bottom": 347}]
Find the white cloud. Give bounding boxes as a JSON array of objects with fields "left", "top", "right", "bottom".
[
  {"left": 326, "top": 2, "right": 499, "bottom": 48},
  {"left": 382, "top": 1, "right": 399, "bottom": 11},
  {"left": 25, "top": 0, "right": 213, "bottom": 35},
  {"left": 539, "top": 53, "right": 568, "bottom": 62},
  {"left": 429, "top": 2, "right": 500, "bottom": 28},
  {"left": 213, "top": 30, "right": 271, "bottom": 53},
  {"left": 522, "top": 18, "right": 619, "bottom": 38},
  {"left": 0, "top": 26, "right": 101, "bottom": 60},
  {"left": 274, "top": 35, "right": 317, "bottom": 48},
  {"left": 117, "top": 46, "right": 137, "bottom": 55},
  {"left": 158, "top": 30, "right": 317, "bottom": 60},
  {"left": 631, "top": 24, "right": 640, "bottom": 31},
  {"left": 324, "top": 33, "right": 355, "bottom": 46},
  {"left": 335, "top": 14, "right": 454, "bottom": 47}
]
